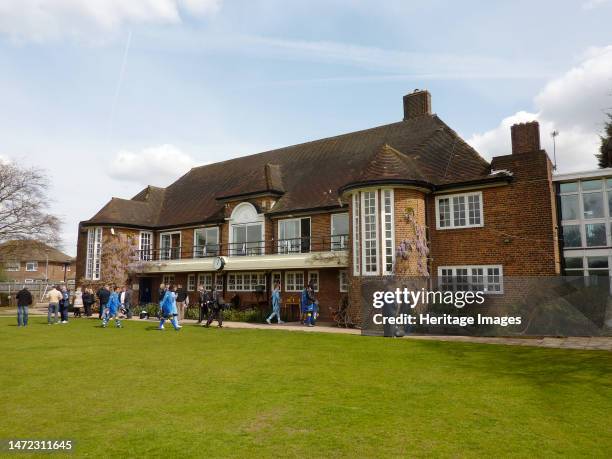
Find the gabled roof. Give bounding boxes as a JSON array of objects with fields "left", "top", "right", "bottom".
[
  {"left": 0, "top": 240, "right": 74, "bottom": 263},
  {"left": 82, "top": 113, "right": 492, "bottom": 228}
]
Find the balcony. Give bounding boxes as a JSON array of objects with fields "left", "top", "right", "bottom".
[{"left": 135, "top": 235, "right": 349, "bottom": 273}]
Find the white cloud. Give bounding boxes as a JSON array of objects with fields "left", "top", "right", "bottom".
[
  {"left": 108, "top": 144, "right": 197, "bottom": 186},
  {"left": 0, "top": 0, "right": 221, "bottom": 42},
  {"left": 468, "top": 46, "right": 612, "bottom": 173}
]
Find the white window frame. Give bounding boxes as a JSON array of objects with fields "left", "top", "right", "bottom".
[
  {"left": 227, "top": 272, "right": 266, "bottom": 292},
  {"left": 229, "top": 202, "right": 266, "bottom": 257},
  {"left": 25, "top": 261, "right": 38, "bottom": 272},
  {"left": 198, "top": 273, "right": 213, "bottom": 291},
  {"left": 24, "top": 279, "right": 34, "bottom": 284},
  {"left": 435, "top": 191, "right": 484, "bottom": 230},
  {"left": 339, "top": 270, "right": 348, "bottom": 293},
  {"left": 352, "top": 193, "right": 360, "bottom": 276},
  {"left": 381, "top": 189, "right": 395, "bottom": 274},
  {"left": 361, "top": 190, "right": 379, "bottom": 276},
  {"left": 159, "top": 231, "right": 182, "bottom": 260},
  {"left": 215, "top": 273, "right": 224, "bottom": 292},
  {"left": 437, "top": 265, "right": 504, "bottom": 294},
  {"left": 194, "top": 227, "right": 220, "bottom": 258},
  {"left": 307, "top": 270, "right": 319, "bottom": 292},
  {"left": 278, "top": 217, "right": 311, "bottom": 254},
  {"left": 5, "top": 261, "right": 20, "bottom": 272},
  {"left": 187, "top": 274, "right": 196, "bottom": 292},
  {"left": 162, "top": 274, "right": 175, "bottom": 285},
  {"left": 331, "top": 212, "right": 349, "bottom": 251},
  {"left": 85, "top": 227, "right": 103, "bottom": 280},
  {"left": 139, "top": 231, "right": 153, "bottom": 261},
  {"left": 285, "top": 271, "right": 305, "bottom": 292}
]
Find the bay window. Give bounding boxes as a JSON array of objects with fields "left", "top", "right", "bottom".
[{"left": 85, "top": 227, "right": 103, "bottom": 280}]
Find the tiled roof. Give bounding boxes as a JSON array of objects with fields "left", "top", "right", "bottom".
[
  {"left": 0, "top": 240, "right": 74, "bottom": 263},
  {"left": 83, "top": 114, "right": 492, "bottom": 228}
]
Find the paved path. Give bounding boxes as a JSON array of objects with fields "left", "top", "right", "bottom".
[{"left": 2, "top": 307, "right": 610, "bottom": 351}]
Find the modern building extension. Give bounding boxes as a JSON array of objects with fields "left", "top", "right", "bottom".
[{"left": 76, "top": 90, "right": 560, "bottom": 322}]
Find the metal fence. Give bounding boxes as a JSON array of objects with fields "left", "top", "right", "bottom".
[{"left": 0, "top": 280, "right": 76, "bottom": 306}]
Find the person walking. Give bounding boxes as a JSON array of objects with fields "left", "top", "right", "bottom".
[
  {"left": 159, "top": 284, "right": 181, "bottom": 331},
  {"left": 301, "top": 281, "right": 317, "bottom": 327},
  {"left": 102, "top": 287, "right": 123, "bottom": 328},
  {"left": 197, "top": 284, "right": 210, "bottom": 324},
  {"left": 123, "top": 286, "right": 133, "bottom": 319},
  {"left": 176, "top": 284, "right": 187, "bottom": 321},
  {"left": 97, "top": 285, "right": 110, "bottom": 320},
  {"left": 16, "top": 286, "right": 33, "bottom": 327},
  {"left": 82, "top": 288, "right": 94, "bottom": 317},
  {"left": 46, "top": 285, "right": 62, "bottom": 325},
  {"left": 73, "top": 287, "right": 83, "bottom": 318},
  {"left": 205, "top": 287, "right": 223, "bottom": 328},
  {"left": 59, "top": 285, "right": 70, "bottom": 324},
  {"left": 266, "top": 280, "right": 284, "bottom": 324},
  {"left": 158, "top": 283, "right": 166, "bottom": 319}
]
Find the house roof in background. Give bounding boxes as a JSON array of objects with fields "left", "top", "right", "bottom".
[{"left": 0, "top": 240, "right": 74, "bottom": 263}]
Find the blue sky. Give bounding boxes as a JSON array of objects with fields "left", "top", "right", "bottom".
[{"left": 1, "top": 0, "right": 611, "bottom": 255}]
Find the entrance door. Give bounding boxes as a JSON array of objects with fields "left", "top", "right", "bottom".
[{"left": 139, "top": 278, "right": 152, "bottom": 304}]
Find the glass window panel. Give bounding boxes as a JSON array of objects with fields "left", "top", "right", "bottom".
[
  {"left": 588, "top": 270, "right": 609, "bottom": 277},
  {"left": 607, "top": 178, "right": 612, "bottom": 188},
  {"left": 452, "top": 196, "right": 466, "bottom": 227},
  {"left": 608, "top": 191, "right": 612, "bottom": 217},
  {"left": 583, "top": 192, "right": 604, "bottom": 219},
  {"left": 581, "top": 179, "right": 603, "bottom": 191},
  {"left": 438, "top": 198, "right": 451, "bottom": 227},
  {"left": 585, "top": 223, "right": 606, "bottom": 247},
  {"left": 467, "top": 194, "right": 481, "bottom": 225},
  {"left": 560, "top": 195, "right": 579, "bottom": 220},
  {"left": 587, "top": 256, "right": 608, "bottom": 269},
  {"left": 559, "top": 182, "right": 578, "bottom": 193},
  {"left": 562, "top": 225, "right": 581, "bottom": 248},
  {"left": 564, "top": 257, "right": 583, "bottom": 269}
]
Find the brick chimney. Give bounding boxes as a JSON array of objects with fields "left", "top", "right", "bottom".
[
  {"left": 511, "top": 121, "right": 541, "bottom": 154},
  {"left": 403, "top": 90, "right": 431, "bottom": 120}
]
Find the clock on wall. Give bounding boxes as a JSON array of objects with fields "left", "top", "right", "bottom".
[{"left": 213, "top": 256, "right": 225, "bottom": 271}]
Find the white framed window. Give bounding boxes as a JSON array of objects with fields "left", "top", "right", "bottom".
[
  {"left": 139, "top": 231, "right": 153, "bottom": 261},
  {"left": 194, "top": 227, "right": 219, "bottom": 257},
  {"left": 227, "top": 272, "right": 266, "bottom": 291},
  {"left": 272, "top": 271, "right": 282, "bottom": 289},
  {"left": 160, "top": 232, "right": 181, "bottom": 260},
  {"left": 339, "top": 270, "right": 348, "bottom": 293},
  {"left": 162, "top": 274, "right": 175, "bottom": 285},
  {"left": 187, "top": 274, "right": 196, "bottom": 291},
  {"left": 437, "top": 265, "right": 503, "bottom": 294},
  {"left": 85, "top": 227, "right": 103, "bottom": 280},
  {"left": 435, "top": 191, "right": 483, "bottom": 229},
  {"left": 24, "top": 279, "right": 34, "bottom": 284},
  {"left": 229, "top": 202, "right": 265, "bottom": 256},
  {"left": 331, "top": 213, "right": 349, "bottom": 251},
  {"left": 215, "top": 273, "right": 224, "bottom": 292},
  {"left": 278, "top": 217, "right": 311, "bottom": 254},
  {"left": 5, "top": 261, "right": 20, "bottom": 272},
  {"left": 25, "top": 261, "right": 38, "bottom": 272},
  {"left": 361, "top": 190, "right": 379, "bottom": 275},
  {"left": 198, "top": 273, "right": 213, "bottom": 290},
  {"left": 285, "top": 271, "right": 305, "bottom": 292},
  {"left": 308, "top": 271, "right": 319, "bottom": 292},
  {"left": 352, "top": 193, "right": 360, "bottom": 276},
  {"left": 381, "top": 189, "right": 395, "bottom": 274},
  {"left": 63, "top": 265, "right": 72, "bottom": 272}
]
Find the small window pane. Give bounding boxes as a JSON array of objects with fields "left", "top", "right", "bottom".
[
  {"left": 564, "top": 257, "right": 583, "bottom": 269},
  {"left": 559, "top": 182, "right": 578, "bottom": 193},
  {"left": 438, "top": 198, "right": 451, "bottom": 227},
  {"left": 560, "top": 195, "right": 579, "bottom": 220},
  {"left": 608, "top": 191, "right": 612, "bottom": 217},
  {"left": 453, "top": 196, "right": 466, "bottom": 226},
  {"left": 582, "top": 179, "right": 603, "bottom": 191},
  {"left": 588, "top": 270, "right": 609, "bottom": 277},
  {"left": 587, "top": 256, "right": 608, "bottom": 269},
  {"left": 607, "top": 178, "right": 612, "bottom": 188},
  {"left": 585, "top": 223, "right": 606, "bottom": 247},
  {"left": 583, "top": 192, "right": 604, "bottom": 219},
  {"left": 562, "top": 225, "right": 581, "bottom": 248}
]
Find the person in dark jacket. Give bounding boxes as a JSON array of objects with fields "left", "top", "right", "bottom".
[
  {"left": 82, "top": 288, "right": 95, "bottom": 317},
  {"left": 197, "top": 284, "right": 211, "bottom": 323},
  {"left": 16, "top": 287, "right": 33, "bottom": 327},
  {"left": 59, "top": 286, "right": 70, "bottom": 324},
  {"left": 205, "top": 288, "right": 223, "bottom": 328},
  {"left": 175, "top": 284, "right": 187, "bottom": 321},
  {"left": 97, "top": 285, "right": 110, "bottom": 320},
  {"left": 120, "top": 286, "right": 133, "bottom": 319}
]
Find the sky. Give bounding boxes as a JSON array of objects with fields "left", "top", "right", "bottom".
[{"left": 0, "top": 0, "right": 611, "bottom": 256}]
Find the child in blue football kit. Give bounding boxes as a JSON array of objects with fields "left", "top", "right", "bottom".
[
  {"left": 102, "top": 287, "right": 123, "bottom": 328},
  {"left": 159, "top": 285, "right": 181, "bottom": 331}
]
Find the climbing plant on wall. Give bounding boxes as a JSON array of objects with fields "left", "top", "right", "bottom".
[{"left": 395, "top": 206, "right": 430, "bottom": 276}]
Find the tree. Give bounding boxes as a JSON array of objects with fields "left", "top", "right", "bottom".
[
  {"left": 596, "top": 113, "right": 612, "bottom": 168},
  {"left": 0, "top": 162, "right": 60, "bottom": 244}
]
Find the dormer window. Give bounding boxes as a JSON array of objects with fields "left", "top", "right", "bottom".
[{"left": 229, "top": 203, "right": 265, "bottom": 256}]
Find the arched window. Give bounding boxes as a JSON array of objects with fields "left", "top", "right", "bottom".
[{"left": 229, "top": 203, "right": 265, "bottom": 256}]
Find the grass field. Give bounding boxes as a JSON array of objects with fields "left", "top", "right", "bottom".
[{"left": 1, "top": 317, "right": 611, "bottom": 458}]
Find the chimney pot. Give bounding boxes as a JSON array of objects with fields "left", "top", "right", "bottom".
[
  {"left": 403, "top": 90, "right": 431, "bottom": 120},
  {"left": 511, "top": 121, "right": 541, "bottom": 154}
]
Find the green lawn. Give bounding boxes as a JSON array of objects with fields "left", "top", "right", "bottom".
[{"left": 1, "top": 318, "right": 611, "bottom": 458}]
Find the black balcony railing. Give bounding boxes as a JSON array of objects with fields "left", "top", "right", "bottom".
[{"left": 135, "top": 234, "right": 349, "bottom": 261}]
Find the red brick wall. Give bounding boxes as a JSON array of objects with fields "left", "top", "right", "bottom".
[{"left": 3, "top": 261, "right": 75, "bottom": 283}]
